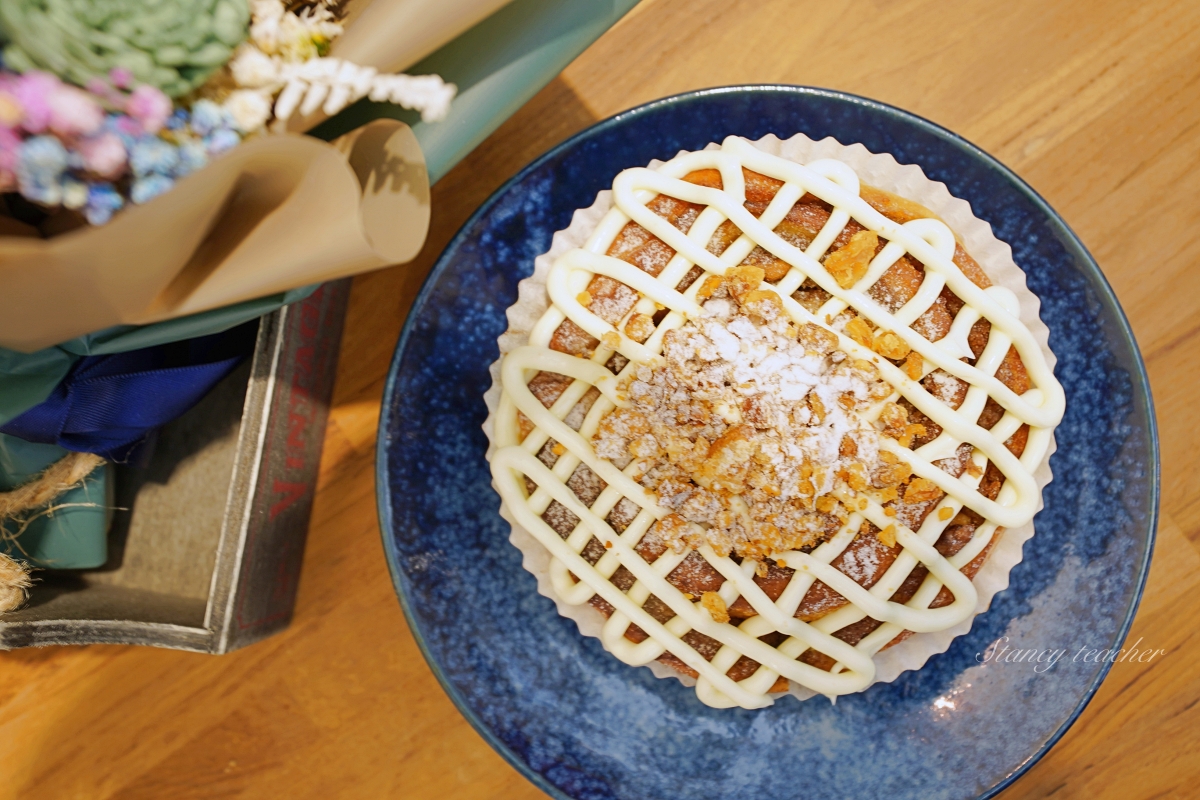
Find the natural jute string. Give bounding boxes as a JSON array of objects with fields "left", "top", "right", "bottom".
[
  {"left": 0, "top": 451, "right": 106, "bottom": 613},
  {"left": 0, "top": 554, "right": 32, "bottom": 614}
]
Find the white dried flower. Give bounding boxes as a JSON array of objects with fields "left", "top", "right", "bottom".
[
  {"left": 205, "top": 0, "right": 453, "bottom": 134},
  {"left": 368, "top": 73, "right": 456, "bottom": 122},
  {"left": 272, "top": 57, "right": 456, "bottom": 125},
  {"left": 251, "top": 0, "right": 285, "bottom": 23},
  {"left": 229, "top": 44, "right": 280, "bottom": 89},
  {"left": 296, "top": 4, "right": 343, "bottom": 42},
  {"left": 277, "top": 12, "right": 320, "bottom": 60},
  {"left": 249, "top": 0, "right": 286, "bottom": 53},
  {"left": 225, "top": 89, "right": 274, "bottom": 133},
  {"left": 62, "top": 179, "right": 88, "bottom": 209}
]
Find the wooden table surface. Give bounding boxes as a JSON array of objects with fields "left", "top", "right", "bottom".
[{"left": 2, "top": 1, "right": 1198, "bottom": 797}]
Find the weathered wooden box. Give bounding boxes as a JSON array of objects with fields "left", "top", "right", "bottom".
[{"left": 0, "top": 281, "right": 349, "bottom": 652}]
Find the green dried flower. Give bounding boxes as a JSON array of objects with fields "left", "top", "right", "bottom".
[{"left": 0, "top": 0, "right": 250, "bottom": 98}]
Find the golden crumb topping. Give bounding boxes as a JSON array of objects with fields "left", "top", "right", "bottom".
[
  {"left": 701, "top": 591, "right": 731, "bottom": 624},
  {"left": 592, "top": 266, "right": 913, "bottom": 560}
]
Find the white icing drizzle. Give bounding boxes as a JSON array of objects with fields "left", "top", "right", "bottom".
[{"left": 490, "top": 137, "right": 1064, "bottom": 709}]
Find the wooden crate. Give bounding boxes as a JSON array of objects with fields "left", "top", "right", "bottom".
[{"left": 0, "top": 280, "right": 350, "bottom": 652}]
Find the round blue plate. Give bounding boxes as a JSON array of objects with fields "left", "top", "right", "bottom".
[{"left": 377, "top": 86, "right": 1158, "bottom": 800}]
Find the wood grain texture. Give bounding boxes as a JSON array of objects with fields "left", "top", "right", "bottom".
[{"left": 2, "top": 0, "right": 1198, "bottom": 796}]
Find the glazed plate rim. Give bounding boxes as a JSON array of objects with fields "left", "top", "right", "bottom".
[{"left": 376, "top": 84, "right": 1160, "bottom": 800}]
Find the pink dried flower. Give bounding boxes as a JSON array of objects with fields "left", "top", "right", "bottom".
[
  {"left": 78, "top": 132, "right": 127, "bottom": 179},
  {"left": 13, "top": 72, "right": 59, "bottom": 133},
  {"left": 124, "top": 85, "right": 172, "bottom": 134},
  {"left": 113, "top": 115, "right": 144, "bottom": 138},
  {"left": 47, "top": 85, "right": 104, "bottom": 137},
  {"left": 109, "top": 67, "right": 134, "bottom": 90}
]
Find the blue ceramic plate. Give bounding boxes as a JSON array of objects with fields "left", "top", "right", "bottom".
[{"left": 377, "top": 86, "right": 1158, "bottom": 800}]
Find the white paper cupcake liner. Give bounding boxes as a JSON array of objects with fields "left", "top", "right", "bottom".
[{"left": 483, "top": 132, "right": 1058, "bottom": 702}]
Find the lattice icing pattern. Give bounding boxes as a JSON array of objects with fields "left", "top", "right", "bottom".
[{"left": 487, "top": 136, "right": 1064, "bottom": 709}]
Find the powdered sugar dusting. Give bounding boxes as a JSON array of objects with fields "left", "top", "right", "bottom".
[
  {"left": 840, "top": 540, "right": 883, "bottom": 584},
  {"left": 592, "top": 267, "right": 906, "bottom": 560},
  {"left": 925, "top": 369, "right": 966, "bottom": 408}
]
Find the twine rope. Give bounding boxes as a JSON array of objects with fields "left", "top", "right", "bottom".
[
  {"left": 0, "top": 554, "right": 32, "bottom": 614},
  {"left": 0, "top": 451, "right": 106, "bottom": 613}
]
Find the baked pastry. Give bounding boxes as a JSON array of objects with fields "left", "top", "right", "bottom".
[{"left": 486, "top": 135, "right": 1064, "bottom": 709}]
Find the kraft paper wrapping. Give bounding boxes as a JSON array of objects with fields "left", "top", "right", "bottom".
[
  {"left": 483, "top": 133, "right": 1058, "bottom": 703},
  {"left": 334, "top": 0, "right": 514, "bottom": 73},
  {"left": 0, "top": 119, "right": 429, "bottom": 353}
]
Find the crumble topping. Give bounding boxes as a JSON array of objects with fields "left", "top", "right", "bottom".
[
  {"left": 593, "top": 266, "right": 918, "bottom": 561},
  {"left": 701, "top": 591, "right": 730, "bottom": 624}
]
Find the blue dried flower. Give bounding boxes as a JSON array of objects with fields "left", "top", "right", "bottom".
[
  {"left": 175, "top": 139, "right": 209, "bottom": 176},
  {"left": 16, "top": 135, "right": 69, "bottom": 205},
  {"left": 165, "top": 108, "right": 190, "bottom": 132},
  {"left": 85, "top": 183, "right": 124, "bottom": 225},
  {"left": 130, "top": 173, "right": 175, "bottom": 204},
  {"left": 205, "top": 127, "right": 240, "bottom": 155},
  {"left": 104, "top": 112, "right": 143, "bottom": 149},
  {"left": 129, "top": 137, "right": 179, "bottom": 177},
  {"left": 189, "top": 99, "right": 228, "bottom": 137}
]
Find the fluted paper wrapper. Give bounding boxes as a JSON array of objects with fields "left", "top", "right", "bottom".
[
  {"left": 0, "top": 119, "right": 429, "bottom": 353},
  {"left": 483, "top": 133, "right": 1058, "bottom": 703}
]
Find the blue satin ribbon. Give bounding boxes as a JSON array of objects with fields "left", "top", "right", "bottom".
[{"left": 0, "top": 321, "right": 258, "bottom": 462}]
